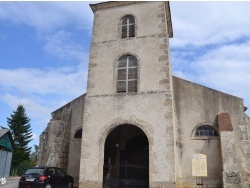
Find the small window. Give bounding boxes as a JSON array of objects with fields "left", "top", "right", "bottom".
[
  {"left": 117, "top": 55, "right": 138, "bottom": 93},
  {"left": 74, "top": 129, "right": 82, "bottom": 139},
  {"left": 121, "top": 15, "right": 135, "bottom": 39},
  {"left": 195, "top": 125, "right": 219, "bottom": 137}
]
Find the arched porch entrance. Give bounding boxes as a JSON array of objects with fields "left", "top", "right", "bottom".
[{"left": 103, "top": 124, "right": 149, "bottom": 188}]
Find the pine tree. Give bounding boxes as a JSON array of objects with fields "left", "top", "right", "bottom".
[{"left": 7, "top": 105, "right": 33, "bottom": 168}]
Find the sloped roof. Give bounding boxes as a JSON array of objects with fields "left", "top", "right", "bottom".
[
  {"left": 0, "top": 128, "right": 14, "bottom": 152},
  {"left": 0, "top": 128, "right": 9, "bottom": 138}
]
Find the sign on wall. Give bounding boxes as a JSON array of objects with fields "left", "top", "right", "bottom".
[{"left": 192, "top": 154, "right": 207, "bottom": 177}]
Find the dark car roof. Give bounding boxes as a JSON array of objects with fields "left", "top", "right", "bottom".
[{"left": 28, "top": 166, "right": 56, "bottom": 169}]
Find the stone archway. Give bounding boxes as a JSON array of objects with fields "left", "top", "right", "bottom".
[{"left": 103, "top": 124, "right": 149, "bottom": 188}]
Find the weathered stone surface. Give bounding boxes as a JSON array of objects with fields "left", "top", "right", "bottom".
[
  {"left": 80, "top": 1, "right": 175, "bottom": 187},
  {"left": 158, "top": 55, "right": 168, "bottom": 61},
  {"left": 78, "top": 181, "right": 101, "bottom": 188},
  {"left": 176, "top": 178, "right": 222, "bottom": 188},
  {"left": 46, "top": 108, "right": 71, "bottom": 169},
  {"left": 225, "top": 171, "right": 241, "bottom": 184},
  {"left": 150, "top": 182, "right": 175, "bottom": 188}
]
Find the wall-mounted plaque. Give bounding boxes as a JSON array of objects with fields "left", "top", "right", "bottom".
[{"left": 192, "top": 154, "right": 207, "bottom": 177}]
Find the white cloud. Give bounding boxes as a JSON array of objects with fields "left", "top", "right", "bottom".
[
  {"left": 0, "top": 2, "right": 93, "bottom": 142},
  {"left": 2, "top": 93, "right": 51, "bottom": 121},
  {"left": 0, "top": 2, "right": 90, "bottom": 98},
  {"left": 0, "top": 66, "right": 87, "bottom": 96},
  {"left": 191, "top": 42, "right": 250, "bottom": 94},
  {"left": 170, "top": 2, "right": 250, "bottom": 115},
  {"left": 0, "top": 2, "right": 94, "bottom": 33},
  {"left": 171, "top": 39, "right": 250, "bottom": 114},
  {"left": 170, "top": 2, "right": 250, "bottom": 48},
  {"left": 42, "top": 30, "right": 88, "bottom": 63}
]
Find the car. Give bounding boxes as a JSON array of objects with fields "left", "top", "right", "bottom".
[{"left": 18, "top": 166, "right": 73, "bottom": 188}]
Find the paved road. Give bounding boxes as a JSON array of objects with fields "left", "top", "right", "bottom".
[
  {"left": 0, "top": 177, "right": 78, "bottom": 188},
  {"left": 0, "top": 177, "right": 19, "bottom": 188}
]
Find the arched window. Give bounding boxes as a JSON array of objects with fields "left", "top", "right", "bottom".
[
  {"left": 117, "top": 55, "right": 138, "bottom": 93},
  {"left": 195, "top": 125, "right": 219, "bottom": 137},
  {"left": 74, "top": 129, "right": 82, "bottom": 139},
  {"left": 121, "top": 15, "right": 135, "bottom": 39}
]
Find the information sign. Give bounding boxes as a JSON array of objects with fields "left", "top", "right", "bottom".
[{"left": 192, "top": 154, "right": 207, "bottom": 177}]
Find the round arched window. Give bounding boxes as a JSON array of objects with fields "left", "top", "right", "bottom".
[
  {"left": 195, "top": 125, "right": 219, "bottom": 137},
  {"left": 74, "top": 129, "right": 82, "bottom": 139}
]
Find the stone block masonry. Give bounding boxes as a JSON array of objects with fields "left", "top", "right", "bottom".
[
  {"left": 46, "top": 108, "right": 71, "bottom": 172},
  {"left": 218, "top": 113, "right": 241, "bottom": 188}
]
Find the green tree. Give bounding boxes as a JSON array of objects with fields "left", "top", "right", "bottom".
[
  {"left": 7, "top": 105, "right": 33, "bottom": 170},
  {"left": 30, "top": 145, "right": 39, "bottom": 166}
]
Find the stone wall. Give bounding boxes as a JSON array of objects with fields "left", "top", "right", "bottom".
[
  {"left": 46, "top": 108, "right": 71, "bottom": 170},
  {"left": 238, "top": 102, "right": 250, "bottom": 188},
  {"left": 37, "top": 94, "right": 85, "bottom": 187},
  {"left": 37, "top": 120, "right": 61, "bottom": 166},
  {"left": 173, "top": 76, "right": 250, "bottom": 188},
  {"left": 218, "top": 113, "right": 240, "bottom": 188},
  {"left": 80, "top": 2, "right": 175, "bottom": 188},
  {"left": 38, "top": 1, "right": 250, "bottom": 188}
]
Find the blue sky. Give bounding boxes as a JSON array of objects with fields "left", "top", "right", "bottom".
[{"left": 0, "top": 1, "right": 250, "bottom": 148}]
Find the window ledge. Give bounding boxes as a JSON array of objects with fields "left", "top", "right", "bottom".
[
  {"left": 191, "top": 136, "right": 220, "bottom": 140},
  {"left": 116, "top": 92, "right": 138, "bottom": 96},
  {"left": 121, "top": 37, "right": 135, "bottom": 40},
  {"left": 72, "top": 138, "right": 82, "bottom": 141}
]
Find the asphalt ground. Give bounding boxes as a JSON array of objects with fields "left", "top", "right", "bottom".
[
  {"left": 0, "top": 177, "right": 78, "bottom": 188},
  {"left": 0, "top": 177, "right": 19, "bottom": 188}
]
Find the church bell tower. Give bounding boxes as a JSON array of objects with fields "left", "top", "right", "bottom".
[{"left": 79, "top": 2, "right": 175, "bottom": 188}]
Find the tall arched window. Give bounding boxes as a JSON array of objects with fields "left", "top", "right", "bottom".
[
  {"left": 117, "top": 55, "right": 138, "bottom": 93},
  {"left": 121, "top": 15, "right": 135, "bottom": 39}
]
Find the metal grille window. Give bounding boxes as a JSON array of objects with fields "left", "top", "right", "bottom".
[
  {"left": 195, "top": 125, "right": 219, "bottom": 137},
  {"left": 121, "top": 15, "right": 135, "bottom": 39},
  {"left": 117, "top": 55, "right": 138, "bottom": 93}
]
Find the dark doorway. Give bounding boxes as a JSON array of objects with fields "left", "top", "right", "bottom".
[{"left": 103, "top": 124, "right": 149, "bottom": 188}]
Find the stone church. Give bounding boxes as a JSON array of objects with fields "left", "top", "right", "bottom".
[{"left": 37, "top": 2, "right": 250, "bottom": 188}]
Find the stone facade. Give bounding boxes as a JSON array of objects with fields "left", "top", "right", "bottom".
[
  {"left": 37, "top": 1, "right": 250, "bottom": 188},
  {"left": 173, "top": 77, "right": 250, "bottom": 188},
  {"left": 80, "top": 2, "right": 175, "bottom": 187},
  {"left": 37, "top": 94, "right": 85, "bottom": 187}
]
